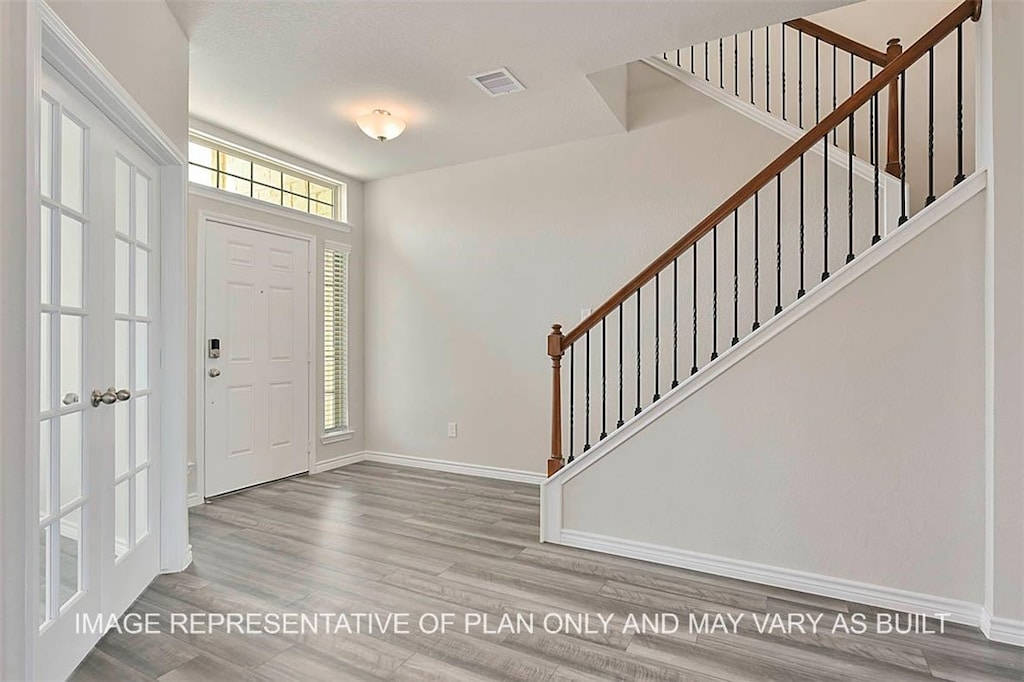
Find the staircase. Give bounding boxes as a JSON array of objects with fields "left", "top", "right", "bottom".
[
  {"left": 544, "top": 0, "right": 982, "bottom": 477},
  {"left": 537, "top": 0, "right": 998, "bottom": 638}
]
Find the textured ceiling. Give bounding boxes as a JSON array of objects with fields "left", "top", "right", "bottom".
[{"left": 170, "top": 0, "right": 853, "bottom": 181}]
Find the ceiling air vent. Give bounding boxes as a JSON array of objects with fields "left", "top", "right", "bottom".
[{"left": 470, "top": 68, "right": 525, "bottom": 97}]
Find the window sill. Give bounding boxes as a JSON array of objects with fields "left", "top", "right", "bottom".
[{"left": 321, "top": 430, "right": 355, "bottom": 445}]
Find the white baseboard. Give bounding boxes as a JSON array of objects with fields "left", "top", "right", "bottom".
[
  {"left": 559, "top": 529, "right": 1024, "bottom": 646},
  {"left": 981, "top": 609, "right": 1024, "bottom": 647},
  {"left": 186, "top": 492, "right": 203, "bottom": 508},
  {"left": 361, "top": 451, "right": 545, "bottom": 485},
  {"left": 312, "top": 452, "right": 365, "bottom": 474},
  {"left": 309, "top": 449, "right": 545, "bottom": 485}
]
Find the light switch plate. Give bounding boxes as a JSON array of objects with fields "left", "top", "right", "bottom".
[{"left": 447, "top": 422, "right": 458, "bottom": 438}]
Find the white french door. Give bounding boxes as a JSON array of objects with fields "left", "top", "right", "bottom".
[
  {"left": 36, "top": 63, "right": 161, "bottom": 681},
  {"left": 204, "top": 220, "right": 311, "bottom": 497}
]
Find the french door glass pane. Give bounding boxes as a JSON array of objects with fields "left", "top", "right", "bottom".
[
  {"left": 41, "top": 206, "right": 51, "bottom": 304},
  {"left": 59, "top": 215, "right": 83, "bottom": 308},
  {"left": 41, "top": 99, "right": 53, "bottom": 199},
  {"left": 135, "top": 322, "right": 149, "bottom": 390},
  {"left": 135, "top": 248, "right": 149, "bottom": 317},
  {"left": 40, "top": 421, "right": 51, "bottom": 519},
  {"left": 59, "top": 114, "right": 84, "bottom": 212},
  {"left": 115, "top": 320, "right": 130, "bottom": 390},
  {"left": 135, "top": 173, "right": 149, "bottom": 244},
  {"left": 114, "top": 402, "right": 129, "bottom": 478},
  {"left": 135, "top": 396, "right": 149, "bottom": 466},
  {"left": 115, "top": 158, "right": 131, "bottom": 236},
  {"left": 59, "top": 412, "right": 82, "bottom": 507},
  {"left": 40, "top": 313, "right": 51, "bottom": 412},
  {"left": 135, "top": 469, "right": 148, "bottom": 542},
  {"left": 115, "top": 238, "right": 130, "bottom": 315},
  {"left": 59, "top": 315, "right": 81, "bottom": 404},
  {"left": 58, "top": 507, "right": 81, "bottom": 608},
  {"left": 114, "top": 481, "right": 129, "bottom": 560},
  {"left": 38, "top": 527, "right": 49, "bottom": 626}
]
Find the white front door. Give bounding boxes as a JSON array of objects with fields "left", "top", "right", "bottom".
[
  {"left": 36, "top": 64, "right": 161, "bottom": 680},
  {"left": 204, "top": 220, "right": 311, "bottom": 497}
]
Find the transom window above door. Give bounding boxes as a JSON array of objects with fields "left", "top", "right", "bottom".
[{"left": 188, "top": 133, "right": 346, "bottom": 222}]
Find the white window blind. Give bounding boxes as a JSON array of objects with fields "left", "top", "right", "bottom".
[{"left": 323, "top": 246, "right": 349, "bottom": 434}]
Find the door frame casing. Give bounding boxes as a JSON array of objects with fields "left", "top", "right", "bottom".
[
  {"left": 1, "top": 2, "right": 189, "bottom": 678},
  {"left": 194, "top": 208, "right": 316, "bottom": 501}
]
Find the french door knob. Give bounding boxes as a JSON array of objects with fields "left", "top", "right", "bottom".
[
  {"left": 91, "top": 388, "right": 118, "bottom": 407},
  {"left": 115, "top": 388, "right": 131, "bottom": 401},
  {"left": 208, "top": 368, "right": 221, "bottom": 378},
  {"left": 62, "top": 392, "right": 80, "bottom": 406}
]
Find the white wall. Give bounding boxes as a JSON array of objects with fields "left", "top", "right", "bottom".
[
  {"left": 47, "top": 0, "right": 188, "bottom": 153},
  {"left": 562, "top": 192, "right": 986, "bottom": 604},
  {"left": 185, "top": 125, "right": 366, "bottom": 498}
]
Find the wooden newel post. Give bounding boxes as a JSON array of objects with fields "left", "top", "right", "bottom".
[
  {"left": 547, "top": 324, "right": 565, "bottom": 476},
  {"left": 885, "top": 37, "right": 903, "bottom": 177}
]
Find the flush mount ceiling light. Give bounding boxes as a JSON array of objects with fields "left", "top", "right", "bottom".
[{"left": 356, "top": 109, "right": 406, "bottom": 142}]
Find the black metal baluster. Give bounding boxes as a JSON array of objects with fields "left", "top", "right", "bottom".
[
  {"left": 732, "top": 208, "right": 739, "bottom": 345},
  {"left": 568, "top": 344, "right": 574, "bottom": 461},
  {"left": 753, "top": 192, "right": 761, "bottom": 330},
  {"left": 798, "top": 30, "right": 804, "bottom": 129},
  {"left": 691, "top": 44, "right": 695, "bottom": 74},
  {"left": 600, "top": 318, "right": 607, "bottom": 440},
  {"left": 955, "top": 25, "right": 965, "bottom": 184},
  {"left": 782, "top": 25, "right": 787, "bottom": 121},
  {"left": 583, "top": 331, "right": 591, "bottom": 452},
  {"left": 734, "top": 34, "right": 739, "bottom": 97},
  {"left": 617, "top": 303, "right": 624, "bottom": 427},
  {"left": 926, "top": 47, "right": 936, "bottom": 205},
  {"left": 691, "top": 245, "right": 699, "bottom": 375},
  {"left": 873, "top": 84, "right": 881, "bottom": 245},
  {"left": 672, "top": 258, "right": 679, "bottom": 388},
  {"left": 847, "top": 112, "right": 855, "bottom": 263},
  {"left": 831, "top": 44, "right": 837, "bottom": 143},
  {"left": 822, "top": 134, "right": 830, "bottom": 280},
  {"left": 705, "top": 42, "right": 710, "bottom": 81},
  {"left": 775, "top": 174, "right": 782, "bottom": 313},
  {"left": 899, "top": 74, "right": 908, "bottom": 224},
  {"left": 765, "top": 25, "right": 771, "bottom": 113},
  {"left": 815, "top": 38, "right": 821, "bottom": 124},
  {"left": 711, "top": 226, "right": 719, "bottom": 360},
  {"left": 676, "top": 48, "right": 681, "bottom": 68},
  {"left": 653, "top": 273, "right": 661, "bottom": 402},
  {"left": 750, "top": 31, "right": 755, "bottom": 105},
  {"left": 719, "top": 38, "right": 724, "bottom": 88},
  {"left": 635, "top": 289, "right": 642, "bottom": 415}
]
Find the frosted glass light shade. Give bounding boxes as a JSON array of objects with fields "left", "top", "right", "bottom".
[{"left": 356, "top": 109, "right": 406, "bottom": 142}]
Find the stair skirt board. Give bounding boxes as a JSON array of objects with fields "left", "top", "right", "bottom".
[
  {"left": 542, "top": 169, "right": 986, "bottom": 491},
  {"left": 554, "top": 528, "right": 1023, "bottom": 647},
  {"left": 311, "top": 450, "right": 546, "bottom": 485}
]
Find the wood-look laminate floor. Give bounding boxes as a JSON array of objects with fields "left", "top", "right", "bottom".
[{"left": 72, "top": 462, "right": 1022, "bottom": 681}]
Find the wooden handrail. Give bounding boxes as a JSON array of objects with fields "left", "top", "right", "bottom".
[
  {"left": 559, "top": 0, "right": 981, "bottom": 350},
  {"left": 784, "top": 18, "right": 888, "bottom": 66}
]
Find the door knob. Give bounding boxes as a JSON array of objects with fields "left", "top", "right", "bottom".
[
  {"left": 62, "top": 392, "right": 80, "bottom": 406},
  {"left": 208, "top": 368, "right": 221, "bottom": 378},
  {"left": 115, "top": 388, "right": 131, "bottom": 401},
  {"left": 91, "top": 388, "right": 118, "bottom": 407}
]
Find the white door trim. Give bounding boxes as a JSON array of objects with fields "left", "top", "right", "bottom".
[
  {"left": 3, "top": 3, "right": 188, "bottom": 679},
  {"left": 194, "top": 208, "right": 316, "bottom": 501}
]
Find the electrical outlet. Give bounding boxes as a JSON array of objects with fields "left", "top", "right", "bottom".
[
  {"left": 581, "top": 308, "right": 592, "bottom": 321},
  {"left": 447, "top": 422, "right": 458, "bottom": 438}
]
